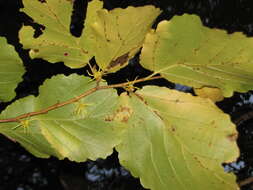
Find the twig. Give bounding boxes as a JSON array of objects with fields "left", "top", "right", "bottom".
[
  {"left": 0, "top": 75, "right": 162, "bottom": 124},
  {"left": 238, "top": 176, "right": 253, "bottom": 187}
]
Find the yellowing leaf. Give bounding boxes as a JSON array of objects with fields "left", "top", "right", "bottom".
[
  {"left": 20, "top": 0, "right": 160, "bottom": 72},
  {"left": 0, "top": 37, "right": 25, "bottom": 101},
  {"left": 194, "top": 87, "right": 224, "bottom": 102},
  {"left": 19, "top": 0, "right": 102, "bottom": 68},
  {"left": 0, "top": 75, "right": 124, "bottom": 161},
  {"left": 89, "top": 6, "right": 161, "bottom": 72},
  {"left": 140, "top": 14, "right": 253, "bottom": 97},
  {"left": 116, "top": 86, "right": 239, "bottom": 190}
]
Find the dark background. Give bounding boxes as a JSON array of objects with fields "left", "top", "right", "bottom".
[{"left": 1, "top": 0, "right": 253, "bottom": 189}]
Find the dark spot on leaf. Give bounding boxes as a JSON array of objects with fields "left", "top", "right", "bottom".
[
  {"left": 193, "top": 48, "right": 199, "bottom": 55},
  {"left": 34, "top": 49, "right": 39, "bottom": 53},
  {"left": 104, "top": 117, "right": 112, "bottom": 122},
  {"left": 227, "top": 133, "right": 238, "bottom": 142},
  {"left": 38, "top": 0, "right": 46, "bottom": 3},
  {"left": 107, "top": 53, "right": 129, "bottom": 70},
  {"left": 64, "top": 53, "right": 69, "bottom": 56}
]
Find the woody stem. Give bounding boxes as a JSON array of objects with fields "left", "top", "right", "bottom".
[{"left": 0, "top": 75, "right": 162, "bottom": 123}]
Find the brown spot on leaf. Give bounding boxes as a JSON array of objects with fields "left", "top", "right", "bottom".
[
  {"left": 64, "top": 52, "right": 69, "bottom": 56},
  {"left": 107, "top": 53, "right": 129, "bottom": 70},
  {"left": 104, "top": 105, "right": 133, "bottom": 123},
  {"left": 193, "top": 48, "right": 199, "bottom": 55},
  {"left": 227, "top": 133, "right": 238, "bottom": 142},
  {"left": 34, "top": 49, "right": 39, "bottom": 53}
]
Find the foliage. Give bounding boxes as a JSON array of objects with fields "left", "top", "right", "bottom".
[
  {"left": 0, "top": 37, "right": 25, "bottom": 102},
  {"left": 140, "top": 15, "right": 253, "bottom": 97},
  {"left": 2, "top": 0, "right": 253, "bottom": 189}
]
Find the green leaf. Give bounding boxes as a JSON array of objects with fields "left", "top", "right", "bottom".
[
  {"left": 0, "top": 74, "right": 124, "bottom": 161},
  {"left": 89, "top": 5, "right": 161, "bottom": 72},
  {"left": 140, "top": 14, "right": 253, "bottom": 97},
  {"left": 19, "top": 0, "right": 102, "bottom": 68},
  {"left": 0, "top": 37, "right": 25, "bottom": 102},
  {"left": 116, "top": 87, "right": 238, "bottom": 190},
  {"left": 0, "top": 96, "right": 60, "bottom": 158}
]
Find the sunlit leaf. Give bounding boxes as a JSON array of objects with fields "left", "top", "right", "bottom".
[
  {"left": 19, "top": 0, "right": 160, "bottom": 72},
  {"left": 116, "top": 87, "right": 239, "bottom": 190},
  {"left": 194, "top": 87, "right": 224, "bottom": 102},
  {"left": 19, "top": 0, "right": 102, "bottom": 68},
  {"left": 0, "top": 37, "right": 25, "bottom": 102},
  {"left": 0, "top": 75, "right": 123, "bottom": 161},
  {"left": 89, "top": 6, "right": 161, "bottom": 72},
  {"left": 140, "top": 14, "right": 253, "bottom": 97}
]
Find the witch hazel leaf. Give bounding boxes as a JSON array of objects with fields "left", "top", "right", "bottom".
[
  {"left": 0, "top": 74, "right": 124, "bottom": 162},
  {"left": 0, "top": 37, "right": 25, "bottom": 102},
  {"left": 116, "top": 86, "right": 239, "bottom": 190},
  {"left": 0, "top": 96, "right": 60, "bottom": 158},
  {"left": 19, "top": 0, "right": 103, "bottom": 68},
  {"left": 140, "top": 14, "right": 253, "bottom": 97},
  {"left": 20, "top": 0, "right": 160, "bottom": 72},
  {"left": 89, "top": 5, "right": 161, "bottom": 72},
  {"left": 194, "top": 87, "right": 224, "bottom": 102}
]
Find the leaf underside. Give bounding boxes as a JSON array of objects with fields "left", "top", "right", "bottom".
[
  {"left": 0, "top": 75, "right": 123, "bottom": 161},
  {"left": 140, "top": 14, "right": 253, "bottom": 97}
]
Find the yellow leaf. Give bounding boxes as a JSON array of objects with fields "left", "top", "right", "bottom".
[{"left": 194, "top": 87, "right": 224, "bottom": 102}]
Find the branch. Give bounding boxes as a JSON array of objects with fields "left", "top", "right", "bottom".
[
  {"left": 0, "top": 75, "right": 162, "bottom": 123},
  {"left": 238, "top": 176, "right": 253, "bottom": 187}
]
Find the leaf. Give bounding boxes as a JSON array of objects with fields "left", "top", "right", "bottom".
[
  {"left": 116, "top": 87, "right": 239, "bottom": 190},
  {"left": 19, "top": 0, "right": 160, "bottom": 72},
  {"left": 0, "top": 74, "right": 124, "bottom": 161},
  {"left": 0, "top": 96, "right": 60, "bottom": 158},
  {"left": 89, "top": 5, "right": 161, "bottom": 72},
  {"left": 19, "top": 0, "right": 102, "bottom": 68},
  {"left": 194, "top": 87, "right": 224, "bottom": 102},
  {"left": 140, "top": 14, "right": 253, "bottom": 97},
  {"left": 0, "top": 37, "right": 25, "bottom": 102}
]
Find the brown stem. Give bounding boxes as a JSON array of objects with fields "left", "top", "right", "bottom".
[
  {"left": 238, "top": 176, "right": 253, "bottom": 187},
  {"left": 0, "top": 75, "right": 162, "bottom": 124}
]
